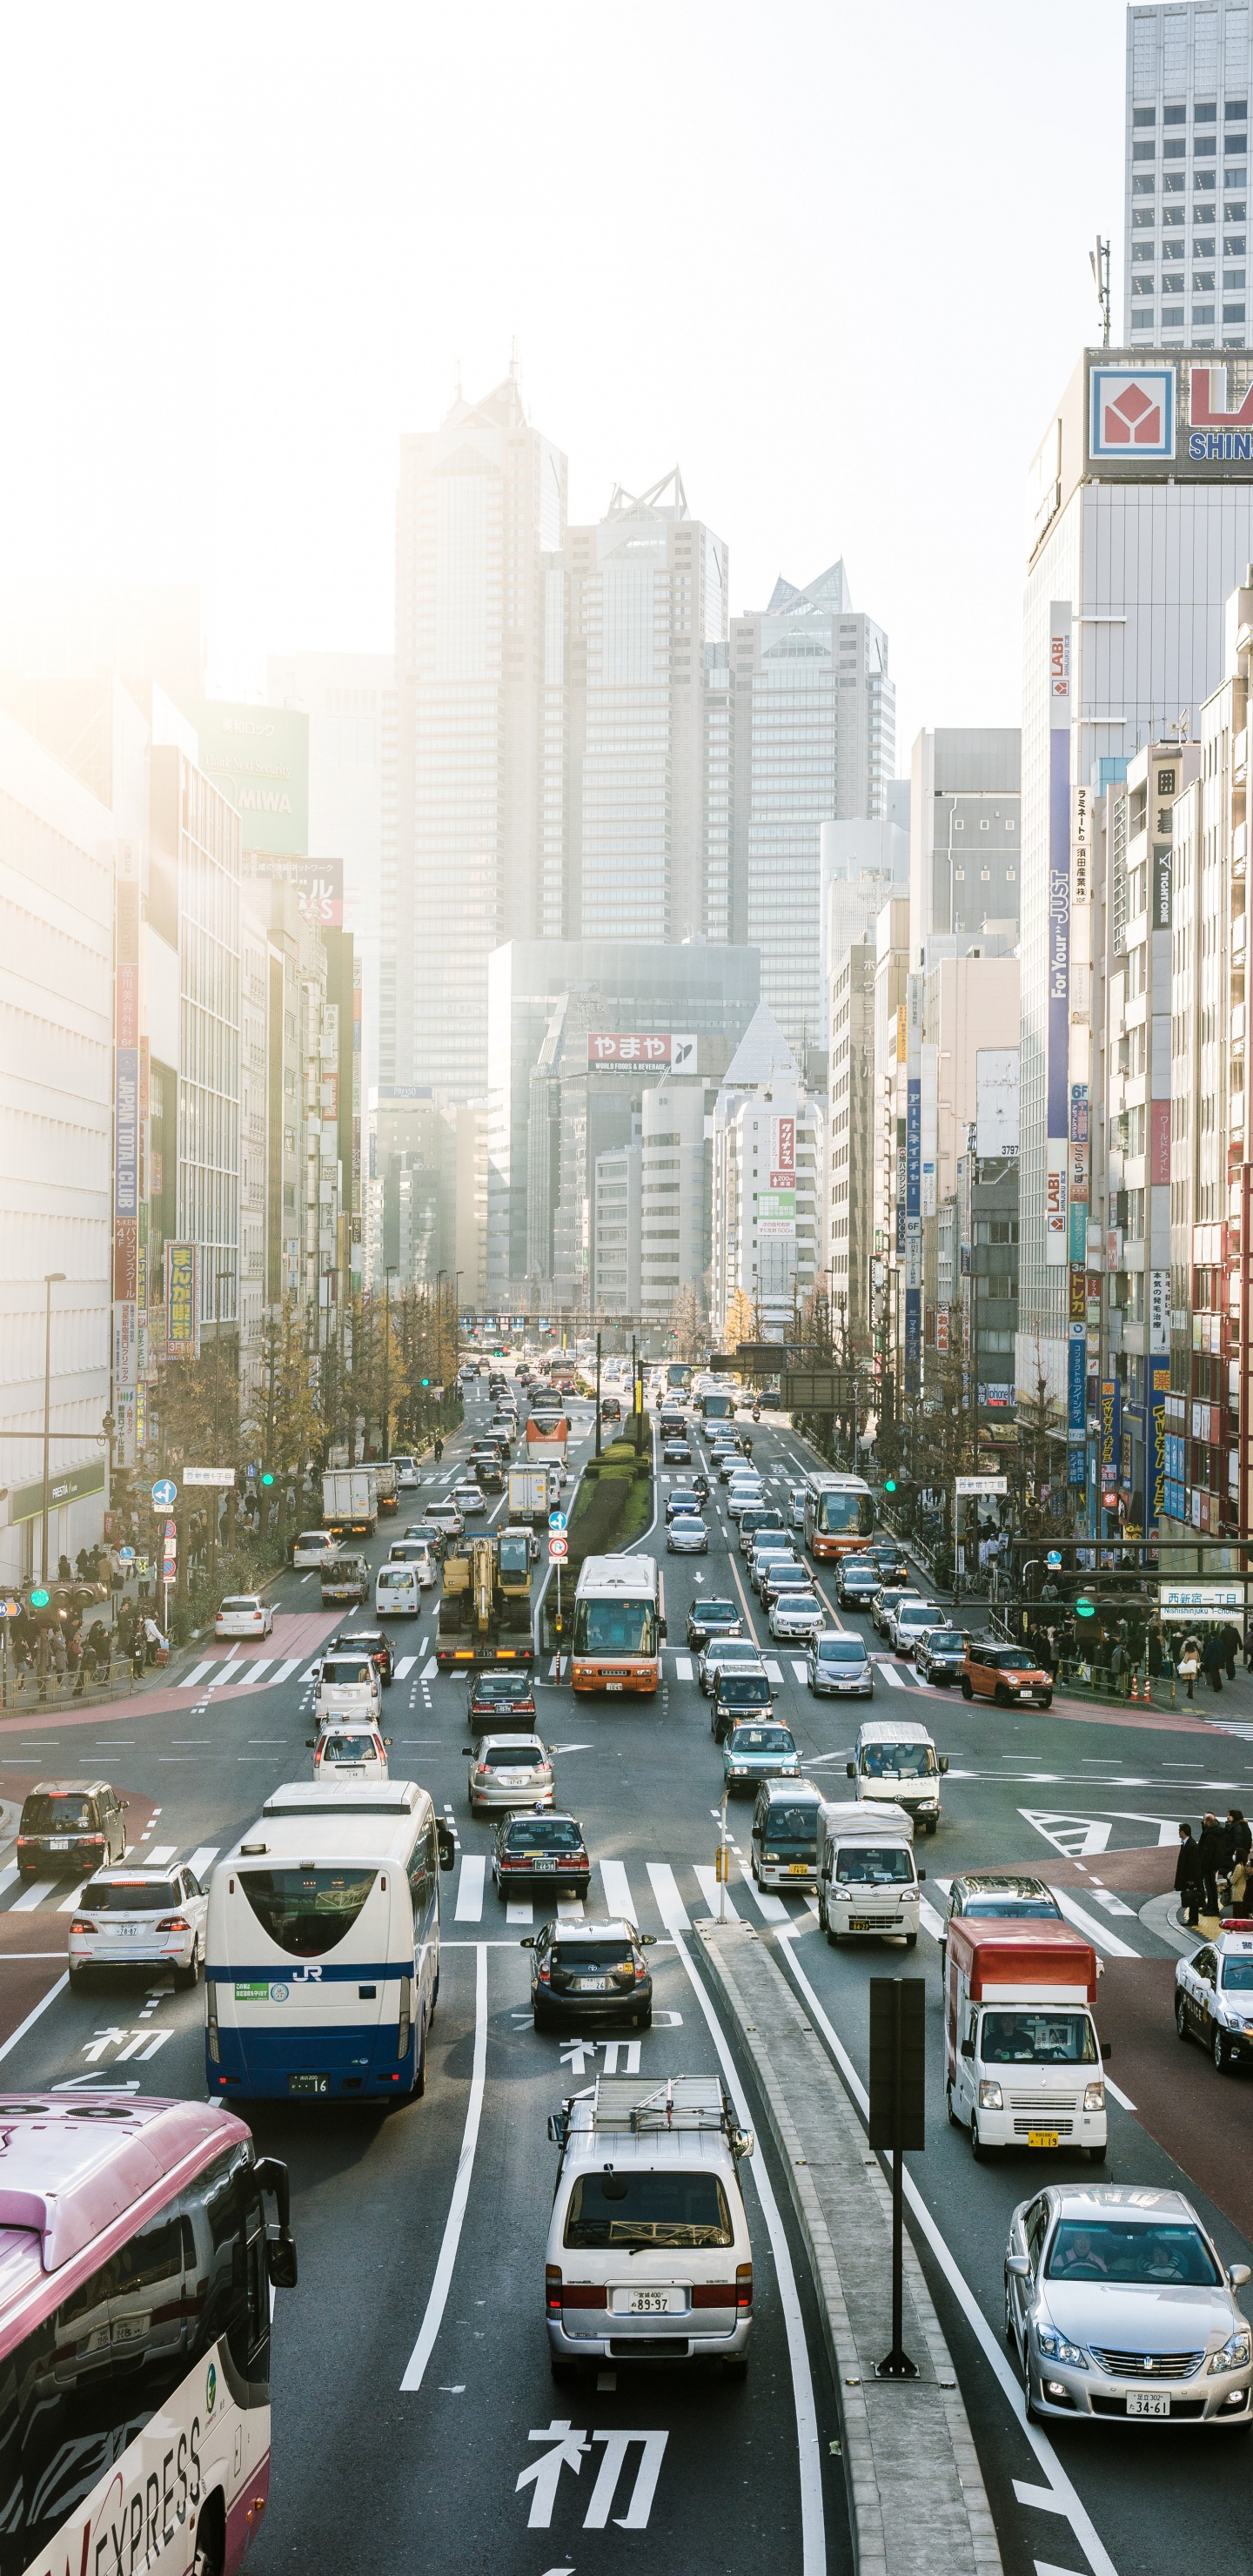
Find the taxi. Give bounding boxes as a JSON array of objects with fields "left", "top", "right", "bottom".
[
  {"left": 1175, "top": 1921, "right": 1253, "bottom": 2072},
  {"left": 961, "top": 1638, "right": 1054, "bottom": 1710}
]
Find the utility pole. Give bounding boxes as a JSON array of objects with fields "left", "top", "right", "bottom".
[
  {"left": 382, "top": 1265, "right": 397, "bottom": 1459},
  {"left": 40, "top": 1272, "right": 66, "bottom": 1586},
  {"left": 1089, "top": 236, "right": 1111, "bottom": 346},
  {"left": 594, "top": 1331, "right": 602, "bottom": 1459}
]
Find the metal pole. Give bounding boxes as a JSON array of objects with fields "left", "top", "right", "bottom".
[
  {"left": 719, "top": 1789, "right": 728, "bottom": 1922},
  {"left": 877, "top": 1976, "right": 918, "bottom": 2378},
  {"left": 595, "top": 1331, "right": 602, "bottom": 1459},
  {"left": 41, "top": 1272, "right": 65, "bottom": 1587}
]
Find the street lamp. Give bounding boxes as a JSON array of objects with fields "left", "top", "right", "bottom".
[{"left": 40, "top": 1273, "right": 66, "bottom": 1587}]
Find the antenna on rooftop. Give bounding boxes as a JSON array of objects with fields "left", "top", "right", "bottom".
[{"left": 1089, "top": 237, "right": 1111, "bottom": 347}]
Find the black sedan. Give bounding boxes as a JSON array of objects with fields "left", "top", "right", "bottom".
[
  {"left": 467, "top": 1668, "right": 539, "bottom": 1730},
  {"left": 686, "top": 1595, "right": 743, "bottom": 1650},
  {"left": 835, "top": 1556, "right": 881, "bottom": 1608},
  {"left": 326, "top": 1626, "right": 394, "bottom": 1685},
  {"left": 914, "top": 1627, "right": 972, "bottom": 1686},
  {"left": 523, "top": 1916, "right": 655, "bottom": 2030},
  {"left": 868, "top": 1542, "right": 908, "bottom": 1584},
  {"left": 662, "top": 1437, "right": 692, "bottom": 1465},
  {"left": 493, "top": 1811, "right": 591, "bottom": 1899}
]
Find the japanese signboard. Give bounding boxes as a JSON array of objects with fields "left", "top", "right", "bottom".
[
  {"left": 165, "top": 1243, "right": 198, "bottom": 1358},
  {"left": 586, "top": 1035, "right": 696, "bottom": 1069}
]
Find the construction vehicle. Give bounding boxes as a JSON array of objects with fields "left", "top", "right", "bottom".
[{"left": 436, "top": 1529, "right": 533, "bottom": 1667}]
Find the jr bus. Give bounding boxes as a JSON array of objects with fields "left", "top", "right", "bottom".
[
  {"left": 802, "top": 1472, "right": 876, "bottom": 1560},
  {"left": 205, "top": 1780, "right": 453, "bottom": 2103},
  {"left": 0, "top": 2091, "right": 297, "bottom": 2576},
  {"left": 571, "top": 1553, "right": 665, "bottom": 1694}
]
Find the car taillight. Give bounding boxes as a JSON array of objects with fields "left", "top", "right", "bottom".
[
  {"left": 157, "top": 1917, "right": 191, "bottom": 1934},
  {"left": 546, "top": 2264, "right": 563, "bottom": 2316},
  {"left": 70, "top": 1918, "right": 96, "bottom": 1935},
  {"left": 538, "top": 1962, "right": 551, "bottom": 1982},
  {"left": 476, "top": 1764, "right": 490, "bottom": 1777},
  {"left": 633, "top": 1959, "right": 648, "bottom": 1981},
  {"left": 736, "top": 2264, "right": 753, "bottom": 2312}
]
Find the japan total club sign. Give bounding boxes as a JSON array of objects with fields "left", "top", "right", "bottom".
[
  {"left": 586, "top": 1034, "right": 696, "bottom": 1070},
  {"left": 1089, "top": 367, "right": 1175, "bottom": 461}
]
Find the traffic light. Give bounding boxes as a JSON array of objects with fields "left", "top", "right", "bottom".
[
  {"left": 1075, "top": 1597, "right": 1096, "bottom": 1619},
  {"left": 29, "top": 1588, "right": 49, "bottom": 1609},
  {"left": 261, "top": 1472, "right": 275, "bottom": 1487},
  {"left": 420, "top": 1375, "right": 431, "bottom": 1389},
  {"left": 883, "top": 1478, "right": 896, "bottom": 1494}
]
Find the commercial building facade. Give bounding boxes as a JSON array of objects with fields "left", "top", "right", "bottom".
[
  {"left": 1124, "top": 3, "right": 1250, "bottom": 348},
  {"left": 710, "top": 1004, "right": 826, "bottom": 1340},
  {"left": 908, "top": 728, "right": 1021, "bottom": 944}
]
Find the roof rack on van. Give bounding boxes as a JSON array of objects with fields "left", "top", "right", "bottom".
[{"left": 547, "top": 2074, "right": 752, "bottom": 2152}]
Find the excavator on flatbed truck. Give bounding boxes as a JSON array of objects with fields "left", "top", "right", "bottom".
[{"left": 436, "top": 1527, "right": 533, "bottom": 1667}]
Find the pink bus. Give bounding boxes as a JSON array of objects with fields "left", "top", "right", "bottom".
[{"left": 0, "top": 2091, "right": 296, "bottom": 2576}]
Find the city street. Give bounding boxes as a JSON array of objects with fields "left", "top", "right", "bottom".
[{"left": 3, "top": 1376, "right": 1253, "bottom": 2576}]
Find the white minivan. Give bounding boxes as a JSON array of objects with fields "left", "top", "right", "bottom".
[
  {"left": 292, "top": 1528, "right": 335, "bottom": 1568},
  {"left": 375, "top": 1562, "right": 420, "bottom": 1619},
  {"left": 311, "top": 1648, "right": 383, "bottom": 1730},
  {"left": 815, "top": 1799, "right": 922, "bottom": 1947},
  {"left": 846, "top": 1716, "right": 948, "bottom": 1833}
]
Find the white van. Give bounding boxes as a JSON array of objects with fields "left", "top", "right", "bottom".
[
  {"left": 204, "top": 1779, "right": 453, "bottom": 2102},
  {"left": 292, "top": 1529, "right": 334, "bottom": 1568},
  {"left": 307, "top": 1720, "right": 392, "bottom": 1781},
  {"left": 545, "top": 2075, "right": 754, "bottom": 2378},
  {"left": 312, "top": 1648, "right": 383, "bottom": 1729},
  {"left": 392, "top": 1454, "right": 419, "bottom": 1490},
  {"left": 815, "top": 1799, "right": 922, "bottom": 1948},
  {"left": 845, "top": 1716, "right": 948, "bottom": 1833},
  {"left": 375, "top": 1562, "right": 420, "bottom": 1619}
]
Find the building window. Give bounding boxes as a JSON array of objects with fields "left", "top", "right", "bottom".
[
  {"left": 1194, "top": 303, "right": 1216, "bottom": 320},
  {"left": 1225, "top": 301, "right": 1247, "bottom": 320},
  {"left": 1133, "top": 105, "right": 1156, "bottom": 127},
  {"left": 1162, "top": 305, "right": 1185, "bottom": 325},
  {"left": 1195, "top": 102, "right": 1217, "bottom": 124},
  {"left": 1131, "top": 242, "right": 1156, "bottom": 264},
  {"left": 1162, "top": 271, "right": 1185, "bottom": 291},
  {"left": 1133, "top": 175, "right": 1157, "bottom": 197},
  {"left": 1132, "top": 140, "right": 1157, "bottom": 162},
  {"left": 1195, "top": 271, "right": 1216, "bottom": 290},
  {"left": 1163, "top": 138, "right": 1187, "bottom": 159},
  {"left": 1132, "top": 277, "right": 1155, "bottom": 296},
  {"left": 1226, "top": 232, "right": 1248, "bottom": 253}
]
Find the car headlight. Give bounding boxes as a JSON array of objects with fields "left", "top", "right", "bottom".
[
  {"left": 1083, "top": 2082, "right": 1105, "bottom": 2112},
  {"left": 1037, "top": 2326, "right": 1088, "bottom": 2369},
  {"left": 1209, "top": 2332, "right": 1252, "bottom": 2373},
  {"left": 977, "top": 2080, "right": 1002, "bottom": 2110}
]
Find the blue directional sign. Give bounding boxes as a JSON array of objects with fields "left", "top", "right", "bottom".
[
  {"left": 548, "top": 1511, "right": 568, "bottom": 1533},
  {"left": 151, "top": 1478, "right": 178, "bottom": 1510}
]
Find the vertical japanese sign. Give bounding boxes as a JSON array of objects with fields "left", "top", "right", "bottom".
[
  {"left": 165, "top": 1243, "right": 198, "bottom": 1358},
  {"left": 1046, "top": 604, "right": 1072, "bottom": 1265},
  {"left": 1149, "top": 1362, "right": 1169, "bottom": 1532},
  {"left": 905, "top": 973, "right": 922, "bottom": 1385},
  {"left": 1149, "top": 1267, "right": 1170, "bottom": 1353},
  {"left": 1068, "top": 1325, "right": 1088, "bottom": 1484},
  {"left": 1068, "top": 1083, "right": 1089, "bottom": 1263},
  {"left": 113, "top": 863, "right": 141, "bottom": 1466},
  {"left": 1101, "top": 1377, "right": 1122, "bottom": 1483}
]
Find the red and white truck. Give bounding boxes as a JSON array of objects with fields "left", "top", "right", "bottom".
[{"left": 944, "top": 1916, "right": 1111, "bottom": 2162}]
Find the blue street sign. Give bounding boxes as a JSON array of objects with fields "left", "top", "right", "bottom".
[
  {"left": 151, "top": 1479, "right": 178, "bottom": 1509},
  {"left": 117, "top": 1546, "right": 136, "bottom": 1563},
  {"left": 548, "top": 1510, "right": 568, "bottom": 1532}
]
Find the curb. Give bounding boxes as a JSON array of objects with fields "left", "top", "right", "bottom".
[{"left": 694, "top": 1915, "right": 1002, "bottom": 2576}]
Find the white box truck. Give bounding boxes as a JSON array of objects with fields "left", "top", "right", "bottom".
[
  {"left": 814, "top": 1799, "right": 922, "bottom": 1949},
  {"left": 944, "top": 1916, "right": 1109, "bottom": 2160},
  {"left": 322, "top": 1466, "right": 379, "bottom": 1539},
  {"left": 373, "top": 1460, "right": 399, "bottom": 1515},
  {"left": 508, "top": 1465, "right": 552, "bottom": 1525}
]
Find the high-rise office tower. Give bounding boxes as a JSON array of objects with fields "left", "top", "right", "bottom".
[
  {"left": 729, "top": 564, "right": 895, "bottom": 1050},
  {"left": 392, "top": 371, "right": 566, "bottom": 1100},
  {"left": 548, "top": 471, "right": 730, "bottom": 945},
  {"left": 1125, "top": 3, "right": 1250, "bottom": 347},
  {"left": 266, "top": 652, "right": 395, "bottom": 1101}
]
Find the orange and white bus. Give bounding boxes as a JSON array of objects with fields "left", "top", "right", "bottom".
[
  {"left": 802, "top": 1472, "right": 876, "bottom": 1560},
  {"left": 526, "top": 1406, "right": 569, "bottom": 1470},
  {"left": 571, "top": 1553, "right": 664, "bottom": 1694},
  {"left": 0, "top": 2090, "right": 297, "bottom": 2576}
]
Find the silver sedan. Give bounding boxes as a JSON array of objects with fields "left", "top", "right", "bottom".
[
  {"left": 1005, "top": 2184, "right": 1253, "bottom": 2427},
  {"left": 667, "top": 1513, "right": 708, "bottom": 1553},
  {"left": 464, "top": 1732, "right": 555, "bottom": 1815}
]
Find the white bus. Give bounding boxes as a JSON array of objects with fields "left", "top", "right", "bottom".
[
  {"left": 571, "top": 1553, "right": 665, "bottom": 1695},
  {"left": 0, "top": 2092, "right": 296, "bottom": 2576},
  {"left": 205, "top": 1780, "right": 453, "bottom": 2104}
]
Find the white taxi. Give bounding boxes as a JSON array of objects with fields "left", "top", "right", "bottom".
[{"left": 307, "top": 1721, "right": 391, "bottom": 1780}]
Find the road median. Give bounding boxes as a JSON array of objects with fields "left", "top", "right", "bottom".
[{"left": 694, "top": 1915, "right": 1001, "bottom": 2576}]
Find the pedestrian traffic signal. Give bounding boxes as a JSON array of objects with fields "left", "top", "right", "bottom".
[{"left": 420, "top": 1375, "right": 431, "bottom": 1387}]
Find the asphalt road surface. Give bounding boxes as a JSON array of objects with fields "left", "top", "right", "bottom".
[{"left": 3, "top": 1372, "right": 1253, "bottom": 2576}]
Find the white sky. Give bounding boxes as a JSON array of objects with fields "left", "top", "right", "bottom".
[{"left": 0, "top": 0, "right": 1128, "bottom": 757}]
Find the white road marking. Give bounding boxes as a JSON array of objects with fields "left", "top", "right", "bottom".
[
  {"left": 737, "top": 1864, "right": 788, "bottom": 1923},
  {"left": 186, "top": 1847, "right": 220, "bottom": 1881},
  {"left": 790, "top": 1660, "right": 808, "bottom": 1681},
  {"left": 693, "top": 1866, "right": 740, "bottom": 1920},
  {"left": 420, "top": 1658, "right": 439, "bottom": 1681},
  {"left": 455, "top": 1857, "right": 486, "bottom": 1922},
  {"left": 268, "top": 1658, "right": 301, "bottom": 1688},
  {"left": 400, "top": 1942, "right": 488, "bottom": 2392},
  {"left": 393, "top": 1657, "right": 418, "bottom": 1680},
  {"left": 0, "top": 1864, "right": 19, "bottom": 1900},
  {"left": 1088, "top": 1887, "right": 1136, "bottom": 1916},
  {"left": 0, "top": 1971, "right": 70, "bottom": 2062},
  {"left": 506, "top": 1901, "right": 533, "bottom": 1924},
  {"left": 181, "top": 1660, "right": 217, "bottom": 1689},
  {"left": 238, "top": 1660, "right": 273, "bottom": 1686},
  {"left": 10, "top": 1878, "right": 58, "bottom": 1913},
  {"left": 880, "top": 1663, "right": 908, "bottom": 1689},
  {"left": 673, "top": 1655, "right": 694, "bottom": 1680},
  {"left": 764, "top": 1660, "right": 784, "bottom": 1683},
  {"left": 56, "top": 1880, "right": 91, "bottom": 1915},
  {"left": 918, "top": 1897, "right": 947, "bottom": 1942},
  {"left": 145, "top": 1846, "right": 178, "bottom": 1866},
  {"left": 647, "top": 1862, "right": 691, "bottom": 1934},
  {"left": 1051, "top": 1887, "right": 1139, "bottom": 1959},
  {"left": 1019, "top": 1808, "right": 1114, "bottom": 1859},
  {"left": 599, "top": 1859, "right": 636, "bottom": 1922}
]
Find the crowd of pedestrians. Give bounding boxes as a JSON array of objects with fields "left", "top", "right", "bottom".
[{"left": 1175, "top": 1809, "right": 1253, "bottom": 1926}]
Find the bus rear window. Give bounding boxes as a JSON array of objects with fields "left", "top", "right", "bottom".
[{"left": 238, "top": 1868, "right": 377, "bottom": 1956}]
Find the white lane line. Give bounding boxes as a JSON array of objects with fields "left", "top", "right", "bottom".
[
  {"left": 647, "top": 1862, "right": 691, "bottom": 1933},
  {"left": 694, "top": 1866, "right": 740, "bottom": 1920},
  {"left": 1088, "top": 1888, "right": 1136, "bottom": 1916},
  {"left": 454, "top": 1856, "right": 485, "bottom": 1922},
  {"left": 393, "top": 1656, "right": 418, "bottom": 1680},
  {"left": 0, "top": 1970, "right": 70, "bottom": 2063},
  {"left": 772, "top": 1935, "right": 1116, "bottom": 2576},
  {"left": 674, "top": 1655, "right": 694, "bottom": 1680},
  {"left": 674, "top": 1936, "right": 824, "bottom": 2576},
  {"left": 764, "top": 1660, "right": 784, "bottom": 1684},
  {"left": 1052, "top": 1887, "right": 1139, "bottom": 1959},
  {"left": 420, "top": 1658, "right": 439, "bottom": 1682},
  {"left": 10, "top": 1878, "right": 59, "bottom": 1913},
  {"left": 400, "top": 1942, "right": 488, "bottom": 2392},
  {"left": 187, "top": 1848, "right": 220, "bottom": 1881},
  {"left": 599, "top": 1858, "right": 637, "bottom": 1922},
  {"left": 737, "top": 1863, "right": 788, "bottom": 1924},
  {"left": 506, "top": 1900, "right": 533, "bottom": 1924}
]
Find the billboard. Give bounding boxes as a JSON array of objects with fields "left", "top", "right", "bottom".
[
  {"left": 975, "top": 1049, "right": 1019, "bottom": 1158},
  {"left": 1082, "top": 355, "right": 1253, "bottom": 480},
  {"left": 245, "top": 852, "right": 343, "bottom": 929},
  {"left": 165, "top": 1242, "right": 198, "bottom": 1358},
  {"left": 586, "top": 1034, "right": 696, "bottom": 1069},
  {"left": 1046, "top": 603, "right": 1071, "bottom": 1265},
  {"left": 191, "top": 702, "right": 309, "bottom": 855},
  {"left": 1089, "top": 367, "right": 1175, "bottom": 462}
]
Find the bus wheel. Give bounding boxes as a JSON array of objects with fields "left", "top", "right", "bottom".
[{"left": 191, "top": 2497, "right": 224, "bottom": 2576}]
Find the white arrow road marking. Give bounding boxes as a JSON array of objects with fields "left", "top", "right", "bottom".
[
  {"left": 1019, "top": 1809, "right": 1113, "bottom": 1858},
  {"left": 584, "top": 2430, "right": 669, "bottom": 2530}
]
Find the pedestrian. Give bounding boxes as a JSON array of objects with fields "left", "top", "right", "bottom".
[
  {"left": 142, "top": 1615, "right": 164, "bottom": 1668},
  {"left": 1222, "top": 1621, "right": 1242, "bottom": 1685},
  {"left": 1226, "top": 1808, "right": 1251, "bottom": 1873},
  {"left": 1196, "top": 1812, "right": 1227, "bottom": 1919},
  {"left": 1176, "top": 1823, "right": 1205, "bottom": 1929},
  {"left": 1203, "top": 1628, "right": 1226, "bottom": 1693},
  {"left": 72, "top": 1639, "right": 96, "bottom": 1699},
  {"left": 1177, "top": 1633, "right": 1202, "bottom": 1701},
  {"left": 130, "top": 1627, "right": 145, "bottom": 1684},
  {"left": 75, "top": 1546, "right": 89, "bottom": 1579},
  {"left": 1245, "top": 1617, "right": 1253, "bottom": 1674},
  {"left": 1147, "top": 1619, "right": 1163, "bottom": 1683}
]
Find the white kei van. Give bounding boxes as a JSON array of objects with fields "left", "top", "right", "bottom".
[
  {"left": 291, "top": 1529, "right": 335, "bottom": 1568},
  {"left": 845, "top": 1716, "right": 948, "bottom": 1834},
  {"left": 815, "top": 1799, "right": 922, "bottom": 1948},
  {"left": 546, "top": 2076, "right": 754, "bottom": 2378},
  {"left": 311, "top": 1648, "right": 383, "bottom": 1730},
  {"left": 375, "top": 1562, "right": 421, "bottom": 1619}
]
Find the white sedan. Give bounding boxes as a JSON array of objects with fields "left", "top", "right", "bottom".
[
  {"left": 69, "top": 1864, "right": 209, "bottom": 1989},
  {"left": 215, "top": 1593, "right": 274, "bottom": 1640},
  {"left": 768, "top": 1588, "right": 826, "bottom": 1641},
  {"left": 888, "top": 1598, "right": 946, "bottom": 1656}
]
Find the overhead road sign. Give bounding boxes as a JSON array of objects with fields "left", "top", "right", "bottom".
[
  {"left": 955, "top": 1475, "right": 1008, "bottom": 1497},
  {"left": 182, "top": 1466, "right": 237, "bottom": 1487}
]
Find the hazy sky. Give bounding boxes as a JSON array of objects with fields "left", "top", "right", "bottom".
[{"left": 0, "top": 0, "right": 1127, "bottom": 755}]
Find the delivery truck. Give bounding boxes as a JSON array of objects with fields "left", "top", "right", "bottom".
[
  {"left": 815, "top": 1799, "right": 921, "bottom": 1948},
  {"left": 372, "top": 1459, "right": 399, "bottom": 1514},
  {"left": 322, "top": 1466, "right": 379, "bottom": 1539},
  {"left": 944, "top": 1915, "right": 1110, "bottom": 2161},
  {"left": 508, "top": 1464, "right": 553, "bottom": 1525}
]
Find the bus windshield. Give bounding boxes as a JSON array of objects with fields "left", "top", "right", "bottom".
[
  {"left": 812, "top": 1488, "right": 874, "bottom": 1537},
  {"left": 573, "top": 1598, "right": 658, "bottom": 1655}
]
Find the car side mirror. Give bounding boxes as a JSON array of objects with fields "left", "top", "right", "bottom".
[
  {"left": 1006, "top": 2252, "right": 1031, "bottom": 2278},
  {"left": 1230, "top": 2263, "right": 1251, "bottom": 2290},
  {"left": 520, "top": 1935, "right": 536, "bottom": 1948},
  {"left": 436, "top": 1821, "right": 456, "bottom": 1871},
  {"left": 265, "top": 2229, "right": 298, "bottom": 2290},
  {"left": 939, "top": 1756, "right": 949, "bottom": 1774},
  {"left": 917, "top": 1868, "right": 926, "bottom": 1882},
  {"left": 846, "top": 1762, "right": 855, "bottom": 1779},
  {"left": 305, "top": 1739, "right": 315, "bottom": 1749},
  {"left": 1101, "top": 2040, "right": 1113, "bottom": 2061},
  {"left": 960, "top": 2036, "right": 975, "bottom": 2059},
  {"left": 384, "top": 1737, "right": 392, "bottom": 1747},
  {"left": 640, "top": 1933, "right": 656, "bottom": 1947},
  {"left": 461, "top": 1746, "right": 473, "bottom": 1755}
]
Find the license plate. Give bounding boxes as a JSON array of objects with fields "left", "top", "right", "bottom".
[
  {"left": 1020, "top": 1690, "right": 1035, "bottom": 1701},
  {"left": 1027, "top": 2130, "right": 1060, "bottom": 2149},
  {"left": 606, "top": 1682, "right": 624, "bottom": 1693},
  {"left": 288, "top": 2073, "right": 330, "bottom": 2096},
  {"left": 613, "top": 2287, "right": 684, "bottom": 2315},
  {"left": 47, "top": 1838, "right": 69, "bottom": 1853},
  {"left": 787, "top": 1863, "right": 812, "bottom": 1875},
  {"left": 1126, "top": 2390, "right": 1170, "bottom": 2417},
  {"left": 848, "top": 1916, "right": 882, "bottom": 1932},
  {"left": 576, "top": 1976, "right": 609, "bottom": 1991},
  {"left": 533, "top": 1857, "right": 558, "bottom": 1871}
]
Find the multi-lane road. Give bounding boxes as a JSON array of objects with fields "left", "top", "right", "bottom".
[{"left": 2, "top": 1375, "right": 1252, "bottom": 2575}]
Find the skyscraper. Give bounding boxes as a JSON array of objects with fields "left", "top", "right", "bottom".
[
  {"left": 730, "top": 565, "right": 895, "bottom": 1050},
  {"left": 392, "top": 372, "right": 566, "bottom": 1101},
  {"left": 1124, "top": 2, "right": 1250, "bottom": 348}
]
